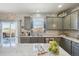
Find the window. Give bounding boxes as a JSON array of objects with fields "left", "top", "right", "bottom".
[
  {"left": 32, "top": 17, "right": 44, "bottom": 28},
  {"left": 32, "top": 16, "right": 45, "bottom": 35}
]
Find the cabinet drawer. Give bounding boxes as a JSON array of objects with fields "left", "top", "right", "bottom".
[
  {"left": 72, "top": 42, "right": 79, "bottom": 47},
  {"left": 20, "top": 37, "right": 30, "bottom": 43},
  {"left": 30, "top": 37, "right": 38, "bottom": 43},
  {"left": 72, "top": 45, "right": 79, "bottom": 56},
  {"left": 30, "top": 37, "right": 45, "bottom": 43},
  {"left": 72, "top": 41, "right": 79, "bottom": 56},
  {"left": 37, "top": 37, "right": 45, "bottom": 43}
]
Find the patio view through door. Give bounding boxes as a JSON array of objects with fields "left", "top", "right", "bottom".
[{"left": 1, "top": 21, "right": 18, "bottom": 47}]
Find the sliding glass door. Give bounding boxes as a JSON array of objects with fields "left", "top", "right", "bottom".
[
  {"left": 1, "top": 21, "right": 17, "bottom": 47},
  {"left": 0, "top": 22, "right": 1, "bottom": 45}
]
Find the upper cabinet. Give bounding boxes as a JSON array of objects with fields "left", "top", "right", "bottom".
[
  {"left": 63, "top": 10, "right": 79, "bottom": 30},
  {"left": 24, "top": 16, "right": 32, "bottom": 30},
  {"left": 63, "top": 15, "right": 71, "bottom": 29},
  {"left": 57, "top": 18, "right": 63, "bottom": 29},
  {"left": 46, "top": 17, "right": 62, "bottom": 30},
  {"left": 71, "top": 11, "right": 79, "bottom": 30}
]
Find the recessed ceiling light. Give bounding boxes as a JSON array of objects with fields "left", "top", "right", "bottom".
[
  {"left": 58, "top": 5, "right": 63, "bottom": 8},
  {"left": 36, "top": 10, "right": 40, "bottom": 12}
]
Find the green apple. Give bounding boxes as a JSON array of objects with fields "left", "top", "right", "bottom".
[
  {"left": 52, "top": 46, "right": 58, "bottom": 52},
  {"left": 52, "top": 41, "right": 58, "bottom": 46},
  {"left": 48, "top": 47, "right": 52, "bottom": 51},
  {"left": 48, "top": 40, "right": 59, "bottom": 54}
]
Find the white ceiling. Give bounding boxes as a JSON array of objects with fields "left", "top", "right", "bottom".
[{"left": 0, "top": 3, "right": 79, "bottom": 14}]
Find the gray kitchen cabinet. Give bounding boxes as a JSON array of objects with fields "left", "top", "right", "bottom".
[
  {"left": 37, "top": 37, "right": 45, "bottom": 43},
  {"left": 30, "top": 37, "right": 45, "bottom": 43},
  {"left": 59, "top": 38, "right": 67, "bottom": 49},
  {"left": 60, "top": 37, "right": 79, "bottom": 56},
  {"left": 64, "top": 39, "right": 72, "bottom": 55},
  {"left": 72, "top": 41, "right": 79, "bottom": 56},
  {"left": 46, "top": 17, "right": 55, "bottom": 30},
  {"left": 24, "top": 16, "right": 32, "bottom": 30},
  {"left": 20, "top": 37, "right": 45, "bottom": 43},
  {"left": 46, "top": 17, "right": 62, "bottom": 30},
  {"left": 56, "top": 18, "right": 63, "bottom": 29},
  {"left": 63, "top": 10, "right": 79, "bottom": 30},
  {"left": 63, "top": 15, "right": 71, "bottom": 29},
  {"left": 59, "top": 38, "right": 66, "bottom": 50},
  {"left": 59, "top": 38, "right": 72, "bottom": 55},
  {"left": 20, "top": 37, "right": 30, "bottom": 43},
  {"left": 71, "top": 11, "right": 79, "bottom": 29},
  {"left": 30, "top": 37, "right": 38, "bottom": 43}
]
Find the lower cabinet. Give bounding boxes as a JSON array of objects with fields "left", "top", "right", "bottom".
[
  {"left": 72, "top": 42, "right": 79, "bottom": 56},
  {"left": 20, "top": 37, "right": 30, "bottom": 43},
  {"left": 60, "top": 38, "right": 79, "bottom": 56},
  {"left": 20, "top": 37, "right": 45, "bottom": 43},
  {"left": 30, "top": 37, "right": 45, "bottom": 43},
  {"left": 30, "top": 37, "right": 37, "bottom": 43},
  {"left": 59, "top": 38, "right": 65, "bottom": 49},
  {"left": 64, "top": 39, "right": 72, "bottom": 55},
  {"left": 59, "top": 38, "right": 72, "bottom": 55},
  {"left": 37, "top": 37, "right": 45, "bottom": 43}
]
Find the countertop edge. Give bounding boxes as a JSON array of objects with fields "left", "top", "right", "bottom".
[{"left": 20, "top": 35, "right": 79, "bottom": 43}]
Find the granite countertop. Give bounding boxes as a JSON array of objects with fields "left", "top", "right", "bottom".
[
  {"left": 32, "top": 44, "right": 70, "bottom": 56},
  {"left": 20, "top": 35, "right": 61, "bottom": 37},
  {"left": 61, "top": 35, "right": 79, "bottom": 43},
  {"left": 0, "top": 44, "right": 70, "bottom": 56}
]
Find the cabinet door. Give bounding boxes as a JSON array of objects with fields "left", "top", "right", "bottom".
[
  {"left": 57, "top": 18, "right": 62, "bottom": 29},
  {"left": 46, "top": 18, "right": 62, "bottom": 30},
  {"left": 71, "top": 12, "right": 78, "bottom": 29},
  {"left": 72, "top": 45, "right": 79, "bottom": 56},
  {"left": 64, "top": 15, "right": 71, "bottom": 29},
  {"left": 20, "top": 37, "right": 30, "bottom": 43},
  {"left": 24, "top": 17, "right": 31, "bottom": 30},
  {"left": 72, "top": 42, "right": 79, "bottom": 56},
  {"left": 37, "top": 37, "right": 45, "bottom": 43},
  {"left": 30, "top": 37, "right": 45, "bottom": 43},
  {"left": 46, "top": 18, "right": 54, "bottom": 30},
  {"left": 59, "top": 38, "right": 66, "bottom": 49},
  {"left": 59, "top": 38, "right": 72, "bottom": 55},
  {"left": 64, "top": 39, "right": 72, "bottom": 55},
  {"left": 30, "top": 37, "right": 38, "bottom": 43}
]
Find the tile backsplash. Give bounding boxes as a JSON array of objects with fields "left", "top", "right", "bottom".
[
  {"left": 43, "top": 30, "right": 60, "bottom": 36},
  {"left": 63, "top": 30, "right": 79, "bottom": 38},
  {"left": 44, "top": 30, "right": 79, "bottom": 38}
]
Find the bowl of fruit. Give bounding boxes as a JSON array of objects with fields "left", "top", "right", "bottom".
[{"left": 48, "top": 39, "right": 59, "bottom": 55}]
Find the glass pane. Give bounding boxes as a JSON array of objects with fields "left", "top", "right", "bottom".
[
  {"left": 10, "top": 22, "right": 17, "bottom": 46},
  {"left": 2, "top": 22, "right": 11, "bottom": 47},
  {"left": 0, "top": 22, "right": 1, "bottom": 44},
  {"left": 11, "top": 22, "right": 17, "bottom": 37},
  {"left": 2, "top": 22, "right": 10, "bottom": 38}
]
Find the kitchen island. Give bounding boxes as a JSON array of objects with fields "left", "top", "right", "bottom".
[{"left": 0, "top": 44, "right": 70, "bottom": 56}]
